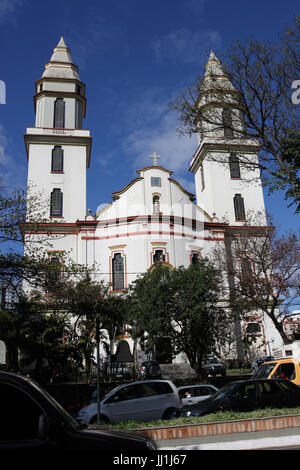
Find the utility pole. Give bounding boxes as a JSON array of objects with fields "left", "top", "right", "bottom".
[{"left": 96, "top": 314, "right": 101, "bottom": 424}]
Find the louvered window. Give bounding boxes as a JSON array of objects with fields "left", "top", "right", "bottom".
[
  {"left": 51, "top": 146, "right": 64, "bottom": 172},
  {"left": 233, "top": 194, "right": 246, "bottom": 221},
  {"left": 229, "top": 153, "right": 241, "bottom": 179},
  {"left": 50, "top": 189, "right": 63, "bottom": 217},
  {"left": 222, "top": 109, "right": 233, "bottom": 137},
  {"left": 75, "top": 99, "right": 83, "bottom": 129},
  {"left": 53, "top": 98, "right": 65, "bottom": 128},
  {"left": 112, "top": 253, "right": 124, "bottom": 291}
]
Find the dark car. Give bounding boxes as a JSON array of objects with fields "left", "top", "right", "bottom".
[
  {"left": 178, "top": 379, "right": 300, "bottom": 418},
  {"left": 0, "top": 371, "right": 156, "bottom": 451},
  {"left": 202, "top": 358, "right": 226, "bottom": 377},
  {"left": 139, "top": 360, "right": 161, "bottom": 379}
]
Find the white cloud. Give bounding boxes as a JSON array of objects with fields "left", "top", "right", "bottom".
[
  {"left": 0, "top": 0, "right": 22, "bottom": 23},
  {"left": 152, "top": 28, "right": 221, "bottom": 65},
  {"left": 121, "top": 97, "right": 198, "bottom": 179}
]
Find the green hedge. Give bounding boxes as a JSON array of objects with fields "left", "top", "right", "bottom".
[{"left": 103, "top": 407, "right": 300, "bottom": 430}]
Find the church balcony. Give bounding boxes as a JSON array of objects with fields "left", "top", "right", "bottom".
[{"left": 25, "top": 127, "right": 90, "bottom": 137}]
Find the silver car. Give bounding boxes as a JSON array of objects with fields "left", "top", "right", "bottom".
[
  {"left": 77, "top": 379, "right": 181, "bottom": 424},
  {"left": 178, "top": 384, "right": 219, "bottom": 405}
]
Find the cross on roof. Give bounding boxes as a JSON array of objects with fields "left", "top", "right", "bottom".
[{"left": 149, "top": 152, "right": 160, "bottom": 166}]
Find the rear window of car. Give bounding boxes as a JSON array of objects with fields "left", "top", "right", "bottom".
[
  {"left": 140, "top": 382, "right": 172, "bottom": 397},
  {"left": 258, "top": 381, "right": 281, "bottom": 395}
]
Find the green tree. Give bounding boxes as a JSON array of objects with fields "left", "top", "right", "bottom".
[{"left": 128, "top": 260, "right": 227, "bottom": 376}]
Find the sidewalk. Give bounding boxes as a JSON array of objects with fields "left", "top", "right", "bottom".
[{"left": 156, "top": 426, "right": 300, "bottom": 450}]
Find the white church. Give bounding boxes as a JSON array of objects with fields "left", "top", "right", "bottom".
[{"left": 23, "top": 37, "right": 287, "bottom": 365}]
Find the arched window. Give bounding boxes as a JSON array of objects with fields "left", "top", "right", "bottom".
[
  {"left": 191, "top": 252, "right": 201, "bottom": 265},
  {"left": 51, "top": 146, "right": 64, "bottom": 172},
  {"left": 53, "top": 98, "right": 65, "bottom": 128},
  {"left": 241, "top": 258, "right": 252, "bottom": 283},
  {"left": 112, "top": 253, "right": 124, "bottom": 291},
  {"left": 153, "top": 249, "right": 166, "bottom": 263},
  {"left": 229, "top": 153, "right": 241, "bottom": 179},
  {"left": 153, "top": 195, "right": 160, "bottom": 213},
  {"left": 50, "top": 188, "right": 63, "bottom": 217},
  {"left": 233, "top": 194, "right": 246, "bottom": 221},
  {"left": 46, "top": 256, "right": 62, "bottom": 293},
  {"left": 222, "top": 108, "right": 233, "bottom": 137}
]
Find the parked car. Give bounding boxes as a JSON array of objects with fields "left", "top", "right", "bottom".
[
  {"left": 177, "top": 384, "right": 219, "bottom": 405},
  {"left": 77, "top": 379, "right": 181, "bottom": 425},
  {"left": 0, "top": 371, "right": 156, "bottom": 451},
  {"left": 139, "top": 360, "right": 161, "bottom": 378},
  {"left": 177, "top": 379, "right": 300, "bottom": 418},
  {"left": 202, "top": 358, "right": 226, "bottom": 377}
]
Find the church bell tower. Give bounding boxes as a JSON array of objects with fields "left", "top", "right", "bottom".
[
  {"left": 190, "top": 52, "right": 265, "bottom": 224},
  {"left": 25, "top": 37, "right": 92, "bottom": 222}
]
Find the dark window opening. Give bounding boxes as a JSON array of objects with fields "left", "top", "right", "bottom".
[
  {"left": 153, "top": 249, "right": 166, "bottom": 264},
  {"left": 50, "top": 188, "right": 63, "bottom": 217},
  {"left": 222, "top": 109, "right": 233, "bottom": 137},
  {"left": 229, "top": 153, "right": 241, "bottom": 179},
  {"left": 112, "top": 253, "right": 124, "bottom": 291},
  {"left": 53, "top": 98, "right": 65, "bottom": 128},
  {"left": 51, "top": 146, "right": 64, "bottom": 172},
  {"left": 46, "top": 256, "right": 62, "bottom": 293},
  {"left": 233, "top": 194, "right": 246, "bottom": 221}
]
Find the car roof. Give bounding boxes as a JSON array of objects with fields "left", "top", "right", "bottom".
[{"left": 177, "top": 384, "right": 217, "bottom": 390}]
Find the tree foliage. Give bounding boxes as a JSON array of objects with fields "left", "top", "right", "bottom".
[
  {"left": 212, "top": 213, "right": 300, "bottom": 345},
  {"left": 128, "top": 260, "right": 228, "bottom": 376}
]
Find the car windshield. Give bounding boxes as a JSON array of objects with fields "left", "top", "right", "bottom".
[
  {"left": 253, "top": 363, "right": 276, "bottom": 379},
  {"left": 204, "top": 359, "right": 220, "bottom": 365}
]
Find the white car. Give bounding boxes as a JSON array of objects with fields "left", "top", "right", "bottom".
[
  {"left": 177, "top": 384, "right": 219, "bottom": 405},
  {"left": 77, "top": 379, "right": 181, "bottom": 424}
]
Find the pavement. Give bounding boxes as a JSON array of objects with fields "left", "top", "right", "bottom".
[{"left": 155, "top": 426, "right": 300, "bottom": 450}]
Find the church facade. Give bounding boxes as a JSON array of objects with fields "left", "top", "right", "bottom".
[{"left": 24, "top": 38, "right": 285, "bottom": 364}]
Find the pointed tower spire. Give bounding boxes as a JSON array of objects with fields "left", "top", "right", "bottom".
[{"left": 42, "top": 36, "right": 79, "bottom": 79}]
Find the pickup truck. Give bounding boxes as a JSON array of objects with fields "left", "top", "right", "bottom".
[{"left": 0, "top": 371, "right": 156, "bottom": 451}]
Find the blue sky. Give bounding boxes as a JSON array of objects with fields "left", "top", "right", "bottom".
[{"left": 0, "top": 0, "right": 299, "bottom": 240}]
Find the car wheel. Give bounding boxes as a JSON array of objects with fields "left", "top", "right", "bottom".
[
  {"left": 90, "top": 414, "right": 109, "bottom": 425},
  {"left": 162, "top": 408, "right": 176, "bottom": 420}
]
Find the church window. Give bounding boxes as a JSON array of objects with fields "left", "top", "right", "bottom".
[
  {"left": 151, "top": 177, "right": 161, "bottom": 187},
  {"left": 222, "top": 109, "right": 233, "bottom": 137},
  {"left": 112, "top": 253, "right": 124, "bottom": 291},
  {"left": 153, "top": 249, "right": 166, "bottom": 263},
  {"left": 191, "top": 252, "right": 201, "bottom": 265},
  {"left": 233, "top": 194, "right": 246, "bottom": 221},
  {"left": 153, "top": 195, "right": 160, "bottom": 213},
  {"left": 246, "top": 322, "right": 261, "bottom": 334},
  {"left": 200, "top": 165, "right": 205, "bottom": 190},
  {"left": 75, "top": 100, "right": 83, "bottom": 129},
  {"left": 51, "top": 146, "right": 64, "bottom": 172},
  {"left": 50, "top": 188, "right": 63, "bottom": 217},
  {"left": 241, "top": 257, "right": 252, "bottom": 284},
  {"left": 229, "top": 153, "right": 241, "bottom": 179},
  {"left": 46, "top": 256, "right": 62, "bottom": 293},
  {"left": 53, "top": 98, "right": 65, "bottom": 128}
]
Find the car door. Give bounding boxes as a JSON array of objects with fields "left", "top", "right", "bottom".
[
  {"left": 228, "top": 382, "right": 258, "bottom": 412},
  {"left": 104, "top": 384, "right": 142, "bottom": 422},
  {"left": 257, "top": 380, "right": 285, "bottom": 409}
]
